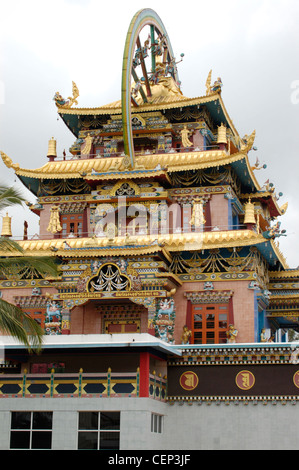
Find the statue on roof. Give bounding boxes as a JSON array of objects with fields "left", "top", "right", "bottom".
[
  {"left": 133, "top": 35, "right": 151, "bottom": 68},
  {"left": 180, "top": 125, "right": 193, "bottom": 148},
  {"left": 206, "top": 70, "right": 223, "bottom": 95},
  {"left": 211, "top": 77, "right": 223, "bottom": 93},
  {"left": 152, "top": 33, "right": 167, "bottom": 56},
  {"left": 81, "top": 133, "right": 93, "bottom": 156},
  {"left": 149, "top": 60, "right": 166, "bottom": 85},
  {"left": 53, "top": 81, "right": 79, "bottom": 108}
]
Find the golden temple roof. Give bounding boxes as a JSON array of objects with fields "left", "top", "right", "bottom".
[
  {"left": 0, "top": 230, "right": 287, "bottom": 268},
  {"left": 0, "top": 149, "right": 260, "bottom": 190},
  {"left": 57, "top": 90, "right": 215, "bottom": 115},
  {"left": 58, "top": 91, "right": 240, "bottom": 140}
]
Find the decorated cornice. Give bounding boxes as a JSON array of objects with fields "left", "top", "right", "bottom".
[
  {"left": 1, "top": 149, "right": 260, "bottom": 193},
  {"left": 269, "top": 269, "right": 299, "bottom": 280},
  {"left": 184, "top": 290, "right": 233, "bottom": 303},
  {"left": 57, "top": 93, "right": 239, "bottom": 139},
  {"left": 56, "top": 93, "right": 220, "bottom": 116},
  {"left": 0, "top": 230, "right": 280, "bottom": 259},
  {"left": 169, "top": 343, "right": 299, "bottom": 366}
]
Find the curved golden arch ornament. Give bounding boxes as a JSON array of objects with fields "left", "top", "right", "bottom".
[
  {"left": 87, "top": 262, "right": 132, "bottom": 293},
  {"left": 121, "top": 8, "right": 179, "bottom": 169}
]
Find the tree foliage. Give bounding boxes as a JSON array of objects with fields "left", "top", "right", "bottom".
[{"left": 0, "top": 185, "right": 58, "bottom": 351}]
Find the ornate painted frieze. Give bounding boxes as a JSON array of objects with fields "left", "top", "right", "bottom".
[
  {"left": 167, "top": 344, "right": 299, "bottom": 403},
  {"left": 184, "top": 290, "right": 233, "bottom": 304}
]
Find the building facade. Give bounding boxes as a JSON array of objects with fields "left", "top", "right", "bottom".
[{"left": 0, "top": 9, "right": 299, "bottom": 450}]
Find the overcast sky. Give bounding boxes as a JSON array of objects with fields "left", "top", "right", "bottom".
[{"left": 0, "top": 0, "right": 299, "bottom": 267}]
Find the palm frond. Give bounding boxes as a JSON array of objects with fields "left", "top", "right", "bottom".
[
  {"left": 0, "top": 183, "right": 55, "bottom": 352},
  {"left": 0, "top": 186, "right": 26, "bottom": 212},
  {"left": 20, "top": 256, "right": 59, "bottom": 277},
  {"left": 0, "top": 237, "right": 24, "bottom": 253},
  {"left": 0, "top": 256, "right": 59, "bottom": 279},
  {"left": 0, "top": 298, "right": 44, "bottom": 351}
]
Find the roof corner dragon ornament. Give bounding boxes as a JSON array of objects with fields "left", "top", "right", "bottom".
[{"left": 53, "top": 81, "right": 79, "bottom": 108}]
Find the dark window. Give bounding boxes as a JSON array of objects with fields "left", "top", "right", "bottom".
[
  {"left": 151, "top": 413, "right": 163, "bottom": 433},
  {"left": 78, "top": 411, "right": 120, "bottom": 450},
  {"left": 10, "top": 411, "right": 53, "bottom": 449}
]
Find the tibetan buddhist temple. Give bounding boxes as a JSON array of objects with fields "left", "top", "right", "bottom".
[{"left": 0, "top": 9, "right": 299, "bottom": 451}]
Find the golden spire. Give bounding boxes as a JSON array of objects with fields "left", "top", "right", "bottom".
[
  {"left": 47, "top": 137, "right": 57, "bottom": 161},
  {"left": 1, "top": 212, "right": 12, "bottom": 237}
]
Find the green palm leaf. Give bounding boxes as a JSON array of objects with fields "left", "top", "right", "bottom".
[
  {"left": 0, "top": 256, "right": 59, "bottom": 279},
  {"left": 0, "top": 185, "right": 26, "bottom": 212},
  {"left": 0, "top": 298, "right": 44, "bottom": 351},
  {"left": 0, "top": 237, "right": 24, "bottom": 253},
  {"left": 0, "top": 184, "right": 59, "bottom": 350}
]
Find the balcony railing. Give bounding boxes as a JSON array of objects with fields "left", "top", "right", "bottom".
[{"left": 0, "top": 368, "right": 167, "bottom": 401}]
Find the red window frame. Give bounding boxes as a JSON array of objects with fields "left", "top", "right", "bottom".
[
  {"left": 191, "top": 303, "right": 229, "bottom": 344},
  {"left": 61, "top": 213, "right": 85, "bottom": 238}
]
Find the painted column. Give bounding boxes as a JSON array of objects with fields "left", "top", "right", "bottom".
[{"left": 139, "top": 352, "right": 150, "bottom": 397}]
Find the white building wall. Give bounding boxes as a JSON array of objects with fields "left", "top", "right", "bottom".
[
  {"left": 164, "top": 401, "right": 299, "bottom": 450},
  {"left": 0, "top": 397, "right": 168, "bottom": 450},
  {"left": 1, "top": 397, "right": 299, "bottom": 450}
]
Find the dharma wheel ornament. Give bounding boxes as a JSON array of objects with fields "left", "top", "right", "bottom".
[{"left": 121, "top": 8, "right": 182, "bottom": 169}]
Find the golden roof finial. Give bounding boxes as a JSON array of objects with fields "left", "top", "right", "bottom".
[
  {"left": 244, "top": 199, "right": 256, "bottom": 225},
  {"left": 1, "top": 212, "right": 12, "bottom": 237},
  {"left": 53, "top": 81, "right": 79, "bottom": 108},
  {"left": 47, "top": 137, "right": 57, "bottom": 161},
  {"left": 217, "top": 123, "right": 227, "bottom": 144},
  {"left": 205, "top": 69, "right": 212, "bottom": 95}
]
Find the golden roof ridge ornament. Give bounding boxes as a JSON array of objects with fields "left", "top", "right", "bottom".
[
  {"left": 0, "top": 151, "right": 20, "bottom": 171},
  {"left": 206, "top": 69, "right": 223, "bottom": 95},
  {"left": 53, "top": 81, "right": 79, "bottom": 109},
  {"left": 47, "top": 137, "right": 57, "bottom": 161},
  {"left": 279, "top": 202, "right": 288, "bottom": 215},
  {"left": 235, "top": 130, "right": 256, "bottom": 153}
]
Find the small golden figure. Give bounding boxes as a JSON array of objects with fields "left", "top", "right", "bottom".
[
  {"left": 181, "top": 325, "right": 192, "bottom": 344},
  {"left": 227, "top": 324, "right": 238, "bottom": 343}
]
